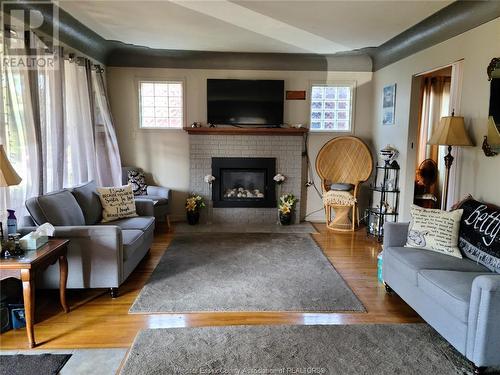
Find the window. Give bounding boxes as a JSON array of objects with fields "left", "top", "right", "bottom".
[
  {"left": 309, "top": 83, "right": 355, "bottom": 132},
  {"left": 139, "top": 80, "right": 184, "bottom": 129}
]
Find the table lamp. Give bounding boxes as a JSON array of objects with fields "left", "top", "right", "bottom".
[
  {"left": 0, "top": 144, "right": 22, "bottom": 241},
  {"left": 428, "top": 114, "right": 473, "bottom": 210}
]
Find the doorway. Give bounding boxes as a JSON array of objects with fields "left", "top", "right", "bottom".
[{"left": 413, "top": 66, "right": 453, "bottom": 209}]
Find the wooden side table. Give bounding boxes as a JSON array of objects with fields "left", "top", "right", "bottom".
[{"left": 0, "top": 239, "right": 70, "bottom": 348}]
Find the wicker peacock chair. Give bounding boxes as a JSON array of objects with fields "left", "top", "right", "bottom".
[{"left": 315, "top": 136, "right": 373, "bottom": 231}]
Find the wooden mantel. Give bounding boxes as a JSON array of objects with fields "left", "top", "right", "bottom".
[{"left": 183, "top": 126, "right": 308, "bottom": 136}]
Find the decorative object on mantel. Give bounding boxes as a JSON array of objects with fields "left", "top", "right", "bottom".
[
  {"left": 382, "top": 84, "right": 396, "bottom": 125},
  {"left": 483, "top": 58, "right": 500, "bottom": 156},
  {"left": 191, "top": 122, "right": 202, "bottom": 128},
  {"left": 185, "top": 194, "right": 206, "bottom": 225},
  {"left": 316, "top": 136, "right": 373, "bottom": 232},
  {"left": 183, "top": 126, "right": 308, "bottom": 136},
  {"left": 278, "top": 193, "right": 297, "bottom": 225},
  {"left": 0, "top": 144, "right": 22, "bottom": 251},
  {"left": 286, "top": 90, "right": 306, "bottom": 100},
  {"left": 204, "top": 175, "right": 215, "bottom": 224},
  {"left": 428, "top": 113, "right": 473, "bottom": 210}
]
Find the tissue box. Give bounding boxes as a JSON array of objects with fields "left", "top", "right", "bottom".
[{"left": 19, "top": 233, "right": 48, "bottom": 250}]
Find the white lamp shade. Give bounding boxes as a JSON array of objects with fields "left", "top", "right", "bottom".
[{"left": 0, "top": 145, "right": 22, "bottom": 187}]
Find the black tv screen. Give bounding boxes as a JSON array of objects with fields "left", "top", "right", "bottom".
[{"left": 207, "top": 79, "right": 284, "bottom": 126}]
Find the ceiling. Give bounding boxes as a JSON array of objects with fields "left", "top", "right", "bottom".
[{"left": 59, "top": 0, "right": 452, "bottom": 54}]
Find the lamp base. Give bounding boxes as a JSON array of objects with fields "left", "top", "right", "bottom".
[{"left": 442, "top": 145, "right": 454, "bottom": 211}]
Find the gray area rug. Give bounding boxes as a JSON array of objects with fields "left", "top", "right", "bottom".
[
  {"left": 120, "top": 324, "right": 479, "bottom": 375},
  {"left": 130, "top": 233, "right": 364, "bottom": 313},
  {"left": 0, "top": 354, "right": 71, "bottom": 375}
]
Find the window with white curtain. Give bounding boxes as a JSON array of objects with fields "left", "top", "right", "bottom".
[
  {"left": 1, "top": 47, "right": 122, "bottom": 220},
  {"left": 309, "top": 82, "right": 355, "bottom": 132},
  {"left": 138, "top": 80, "right": 184, "bottom": 129}
]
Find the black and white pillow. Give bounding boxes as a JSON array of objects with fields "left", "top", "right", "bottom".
[
  {"left": 127, "top": 170, "right": 147, "bottom": 196},
  {"left": 456, "top": 197, "right": 500, "bottom": 273}
]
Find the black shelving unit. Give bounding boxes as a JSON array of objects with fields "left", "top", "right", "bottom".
[{"left": 366, "top": 162, "right": 400, "bottom": 242}]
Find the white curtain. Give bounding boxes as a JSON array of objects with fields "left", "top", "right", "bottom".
[
  {"left": 0, "top": 65, "right": 40, "bottom": 219},
  {"left": 62, "top": 60, "right": 97, "bottom": 187},
  {"left": 38, "top": 50, "right": 65, "bottom": 193},
  {"left": 91, "top": 69, "right": 122, "bottom": 186},
  {"left": 1, "top": 48, "right": 122, "bottom": 226}
]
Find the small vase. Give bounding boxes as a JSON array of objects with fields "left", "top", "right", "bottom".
[
  {"left": 7, "top": 209, "right": 17, "bottom": 235},
  {"left": 186, "top": 210, "right": 200, "bottom": 225},
  {"left": 279, "top": 211, "right": 292, "bottom": 225}
]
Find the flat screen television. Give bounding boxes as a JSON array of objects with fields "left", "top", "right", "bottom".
[{"left": 207, "top": 79, "right": 284, "bottom": 126}]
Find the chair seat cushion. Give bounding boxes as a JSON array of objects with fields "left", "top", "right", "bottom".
[
  {"left": 330, "top": 183, "right": 354, "bottom": 191},
  {"left": 100, "top": 216, "right": 155, "bottom": 233},
  {"left": 122, "top": 230, "right": 144, "bottom": 261},
  {"left": 134, "top": 195, "right": 168, "bottom": 205},
  {"left": 417, "top": 270, "right": 492, "bottom": 323},
  {"left": 384, "top": 246, "right": 489, "bottom": 286}
]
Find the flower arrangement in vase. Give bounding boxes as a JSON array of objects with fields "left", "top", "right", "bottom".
[
  {"left": 185, "top": 194, "right": 206, "bottom": 225},
  {"left": 278, "top": 193, "right": 298, "bottom": 225}
]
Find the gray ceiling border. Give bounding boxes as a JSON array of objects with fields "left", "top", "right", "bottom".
[
  {"left": 370, "top": 1, "right": 500, "bottom": 71},
  {"left": 2, "top": 1, "right": 499, "bottom": 72}
]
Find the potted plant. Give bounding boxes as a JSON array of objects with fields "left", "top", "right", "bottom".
[
  {"left": 278, "top": 193, "right": 297, "bottom": 225},
  {"left": 185, "top": 194, "right": 206, "bottom": 225}
]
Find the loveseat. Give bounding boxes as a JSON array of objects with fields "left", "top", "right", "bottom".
[
  {"left": 383, "top": 221, "right": 500, "bottom": 373},
  {"left": 20, "top": 181, "right": 155, "bottom": 297}
]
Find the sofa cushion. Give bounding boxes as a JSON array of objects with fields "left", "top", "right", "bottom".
[
  {"left": 26, "top": 190, "right": 85, "bottom": 226},
  {"left": 71, "top": 181, "right": 102, "bottom": 225},
  {"left": 134, "top": 195, "right": 168, "bottom": 205},
  {"left": 127, "top": 169, "right": 147, "bottom": 196},
  {"left": 405, "top": 205, "right": 463, "bottom": 258},
  {"left": 122, "top": 230, "right": 144, "bottom": 261},
  {"left": 384, "top": 246, "right": 489, "bottom": 285},
  {"left": 417, "top": 270, "right": 492, "bottom": 323},
  {"left": 456, "top": 197, "right": 500, "bottom": 273},
  {"left": 100, "top": 216, "right": 155, "bottom": 233},
  {"left": 97, "top": 185, "right": 138, "bottom": 223}
]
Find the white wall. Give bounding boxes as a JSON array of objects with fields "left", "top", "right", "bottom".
[
  {"left": 106, "top": 67, "right": 373, "bottom": 221},
  {"left": 372, "top": 18, "right": 500, "bottom": 220}
]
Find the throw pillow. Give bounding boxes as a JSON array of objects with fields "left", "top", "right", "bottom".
[
  {"left": 455, "top": 197, "right": 500, "bottom": 273},
  {"left": 97, "top": 185, "right": 138, "bottom": 223},
  {"left": 127, "top": 169, "right": 147, "bottom": 196},
  {"left": 405, "top": 205, "right": 463, "bottom": 258}
]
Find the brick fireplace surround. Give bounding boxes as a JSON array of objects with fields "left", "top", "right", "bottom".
[{"left": 189, "top": 132, "right": 304, "bottom": 224}]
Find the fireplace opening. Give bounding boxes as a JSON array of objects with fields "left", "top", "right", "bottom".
[{"left": 212, "top": 157, "right": 276, "bottom": 208}]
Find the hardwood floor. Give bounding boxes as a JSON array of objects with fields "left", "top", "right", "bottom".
[{"left": 0, "top": 223, "right": 420, "bottom": 349}]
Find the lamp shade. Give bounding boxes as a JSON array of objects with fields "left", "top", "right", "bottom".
[
  {"left": 0, "top": 145, "right": 22, "bottom": 187},
  {"left": 428, "top": 116, "right": 473, "bottom": 146}
]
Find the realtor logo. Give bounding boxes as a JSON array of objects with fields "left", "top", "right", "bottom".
[{"left": 1, "top": 1, "right": 59, "bottom": 70}]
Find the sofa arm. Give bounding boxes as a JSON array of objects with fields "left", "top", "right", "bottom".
[
  {"left": 467, "top": 274, "right": 500, "bottom": 367},
  {"left": 383, "top": 222, "right": 409, "bottom": 248},
  {"left": 38, "top": 225, "right": 124, "bottom": 289},
  {"left": 147, "top": 185, "right": 171, "bottom": 200},
  {"left": 135, "top": 199, "right": 155, "bottom": 216}
]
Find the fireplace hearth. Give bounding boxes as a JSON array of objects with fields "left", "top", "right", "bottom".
[{"left": 212, "top": 157, "right": 276, "bottom": 208}]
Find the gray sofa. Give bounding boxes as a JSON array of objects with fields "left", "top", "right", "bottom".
[
  {"left": 21, "top": 181, "right": 155, "bottom": 297},
  {"left": 382, "top": 222, "right": 500, "bottom": 373},
  {"left": 122, "top": 167, "right": 171, "bottom": 229}
]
